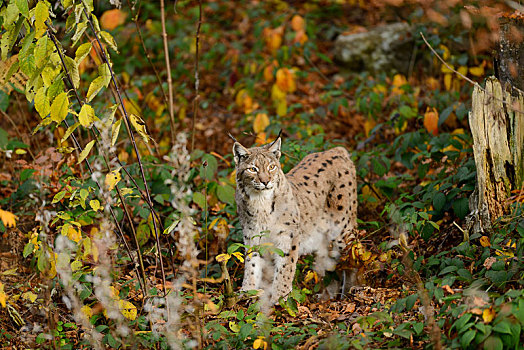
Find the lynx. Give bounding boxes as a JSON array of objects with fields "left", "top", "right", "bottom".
[{"left": 233, "top": 135, "right": 357, "bottom": 304}]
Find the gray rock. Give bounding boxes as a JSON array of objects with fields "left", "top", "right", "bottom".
[{"left": 334, "top": 22, "right": 414, "bottom": 74}]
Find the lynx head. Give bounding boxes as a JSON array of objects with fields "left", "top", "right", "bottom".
[{"left": 233, "top": 136, "right": 282, "bottom": 192}]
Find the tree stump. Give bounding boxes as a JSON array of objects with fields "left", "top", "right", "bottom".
[{"left": 468, "top": 78, "right": 524, "bottom": 233}]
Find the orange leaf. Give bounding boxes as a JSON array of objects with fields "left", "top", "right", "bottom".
[
  {"left": 0, "top": 209, "right": 17, "bottom": 228},
  {"left": 100, "top": 9, "right": 127, "bottom": 31},
  {"left": 391, "top": 74, "right": 407, "bottom": 95},
  {"left": 291, "top": 15, "right": 305, "bottom": 31},
  {"left": 263, "top": 65, "right": 275, "bottom": 82},
  {"left": 276, "top": 68, "right": 296, "bottom": 93},
  {"left": 424, "top": 107, "right": 439, "bottom": 136},
  {"left": 293, "top": 30, "right": 308, "bottom": 45}
]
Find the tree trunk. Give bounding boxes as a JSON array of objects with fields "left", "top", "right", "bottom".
[{"left": 468, "top": 77, "right": 524, "bottom": 233}]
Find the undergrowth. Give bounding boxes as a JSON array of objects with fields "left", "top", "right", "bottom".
[{"left": 0, "top": 0, "right": 522, "bottom": 349}]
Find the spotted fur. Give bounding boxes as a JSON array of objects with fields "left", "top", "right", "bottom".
[{"left": 233, "top": 136, "right": 357, "bottom": 304}]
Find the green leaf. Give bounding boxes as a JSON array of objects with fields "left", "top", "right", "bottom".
[
  {"left": 78, "top": 104, "right": 97, "bottom": 127},
  {"left": 433, "top": 192, "right": 446, "bottom": 212},
  {"left": 52, "top": 190, "right": 67, "bottom": 204},
  {"left": 20, "top": 55, "right": 36, "bottom": 76},
  {"left": 4, "top": 1, "right": 20, "bottom": 28},
  {"left": 75, "top": 42, "right": 92, "bottom": 63},
  {"left": 200, "top": 154, "right": 218, "bottom": 181},
  {"left": 23, "top": 242, "right": 34, "bottom": 258},
  {"left": 100, "top": 31, "right": 118, "bottom": 53},
  {"left": 452, "top": 313, "right": 472, "bottom": 332},
  {"left": 50, "top": 92, "right": 69, "bottom": 123},
  {"left": 192, "top": 192, "right": 206, "bottom": 209},
  {"left": 439, "top": 265, "right": 458, "bottom": 275},
  {"left": 461, "top": 329, "right": 476, "bottom": 348},
  {"left": 406, "top": 293, "right": 418, "bottom": 310},
  {"left": 483, "top": 335, "right": 503, "bottom": 350},
  {"left": 492, "top": 321, "right": 512, "bottom": 335},
  {"left": 412, "top": 322, "right": 424, "bottom": 335},
  {"left": 16, "top": 0, "right": 29, "bottom": 18},
  {"left": 371, "top": 158, "right": 386, "bottom": 176},
  {"left": 453, "top": 197, "right": 469, "bottom": 219},
  {"left": 217, "top": 184, "right": 235, "bottom": 205},
  {"left": 86, "top": 76, "right": 105, "bottom": 102},
  {"left": 77, "top": 140, "right": 95, "bottom": 164}
]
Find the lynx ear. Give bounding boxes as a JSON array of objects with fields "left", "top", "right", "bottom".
[
  {"left": 267, "top": 136, "right": 281, "bottom": 160},
  {"left": 233, "top": 142, "right": 250, "bottom": 165}
]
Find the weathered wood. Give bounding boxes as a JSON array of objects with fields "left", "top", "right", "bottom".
[
  {"left": 468, "top": 77, "right": 524, "bottom": 233},
  {"left": 497, "top": 14, "right": 524, "bottom": 92}
]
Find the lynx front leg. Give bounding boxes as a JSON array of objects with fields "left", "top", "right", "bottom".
[
  {"left": 270, "top": 236, "right": 299, "bottom": 304},
  {"left": 241, "top": 252, "right": 263, "bottom": 291}
]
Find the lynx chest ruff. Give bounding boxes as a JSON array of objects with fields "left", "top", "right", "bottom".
[{"left": 233, "top": 136, "right": 357, "bottom": 304}]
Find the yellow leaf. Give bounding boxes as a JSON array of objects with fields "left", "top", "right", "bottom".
[
  {"left": 391, "top": 74, "right": 407, "bottom": 95},
  {"left": 81, "top": 304, "right": 93, "bottom": 318},
  {"left": 423, "top": 107, "right": 439, "bottom": 136},
  {"left": 444, "top": 73, "right": 452, "bottom": 91},
  {"left": 0, "top": 209, "right": 18, "bottom": 228},
  {"left": 439, "top": 44, "right": 450, "bottom": 60},
  {"left": 457, "top": 66, "right": 468, "bottom": 77},
  {"left": 105, "top": 170, "right": 121, "bottom": 191},
  {"left": 231, "top": 251, "right": 244, "bottom": 263},
  {"left": 304, "top": 270, "right": 318, "bottom": 283},
  {"left": 77, "top": 140, "right": 96, "bottom": 164},
  {"left": 482, "top": 307, "right": 495, "bottom": 323},
  {"left": 276, "top": 98, "right": 287, "bottom": 117},
  {"left": 21, "top": 291, "right": 37, "bottom": 303},
  {"left": 119, "top": 300, "right": 137, "bottom": 320},
  {"left": 89, "top": 199, "right": 101, "bottom": 212},
  {"left": 479, "top": 236, "right": 490, "bottom": 247},
  {"left": 100, "top": 9, "right": 127, "bottom": 31},
  {"left": 67, "top": 226, "right": 82, "bottom": 243},
  {"left": 0, "top": 282, "right": 7, "bottom": 307},
  {"left": 271, "top": 84, "right": 286, "bottom": 102},
  {"left": 276, "top": 68, "right": 296, "bottom": 93},
  {"left": 111, "top": 118, "right": 122, "bottom": 146},
  {"left": 50, "top": 92, "right": 69, "bottom": 124},
  {"left": 86, "top": 76, "right": 106, "bottom": 102},
  {"left": 216, "top": 253, "right": 230, "bottom": 263},
  {"left": 78, "top": 104, "right": 98, "bottom": 128},
  {"left": 129, "top": 114, "right": 150, "bottom": 143},
  {"left": 253, "top": 338, "right": 266, "bottom": 349},
  {"left": 469, "top": 63, "right": 485, "bottom": 77},
  {"left": 364, "top": 119, "right": 376, "bottom": 137},
  {"left": 253, "top": 113, "right": 270, "bottom": 134}
]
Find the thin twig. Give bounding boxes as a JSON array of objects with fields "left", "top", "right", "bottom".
[
  {"left": 191, "top": 0, "right": 203, "bottom": 152},
  {"left": 83, "top": 9, "right": 168, "bottom": 306},
  {"left": 45, "top": 24, "right": 147, "bottom": 294},
  {"left": 125, "top": 0, "right": 169, "bottom": 111},
  {"left": 160, "top": 0, "right": 176, "bottom": 143}
]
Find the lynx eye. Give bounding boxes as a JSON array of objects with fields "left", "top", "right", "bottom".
[
  {"left": 247, "top": 166, "right": 258, "bottom": 173},
  {"left": 268, "top": 164, "right": 276, "bottom": 171}
]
